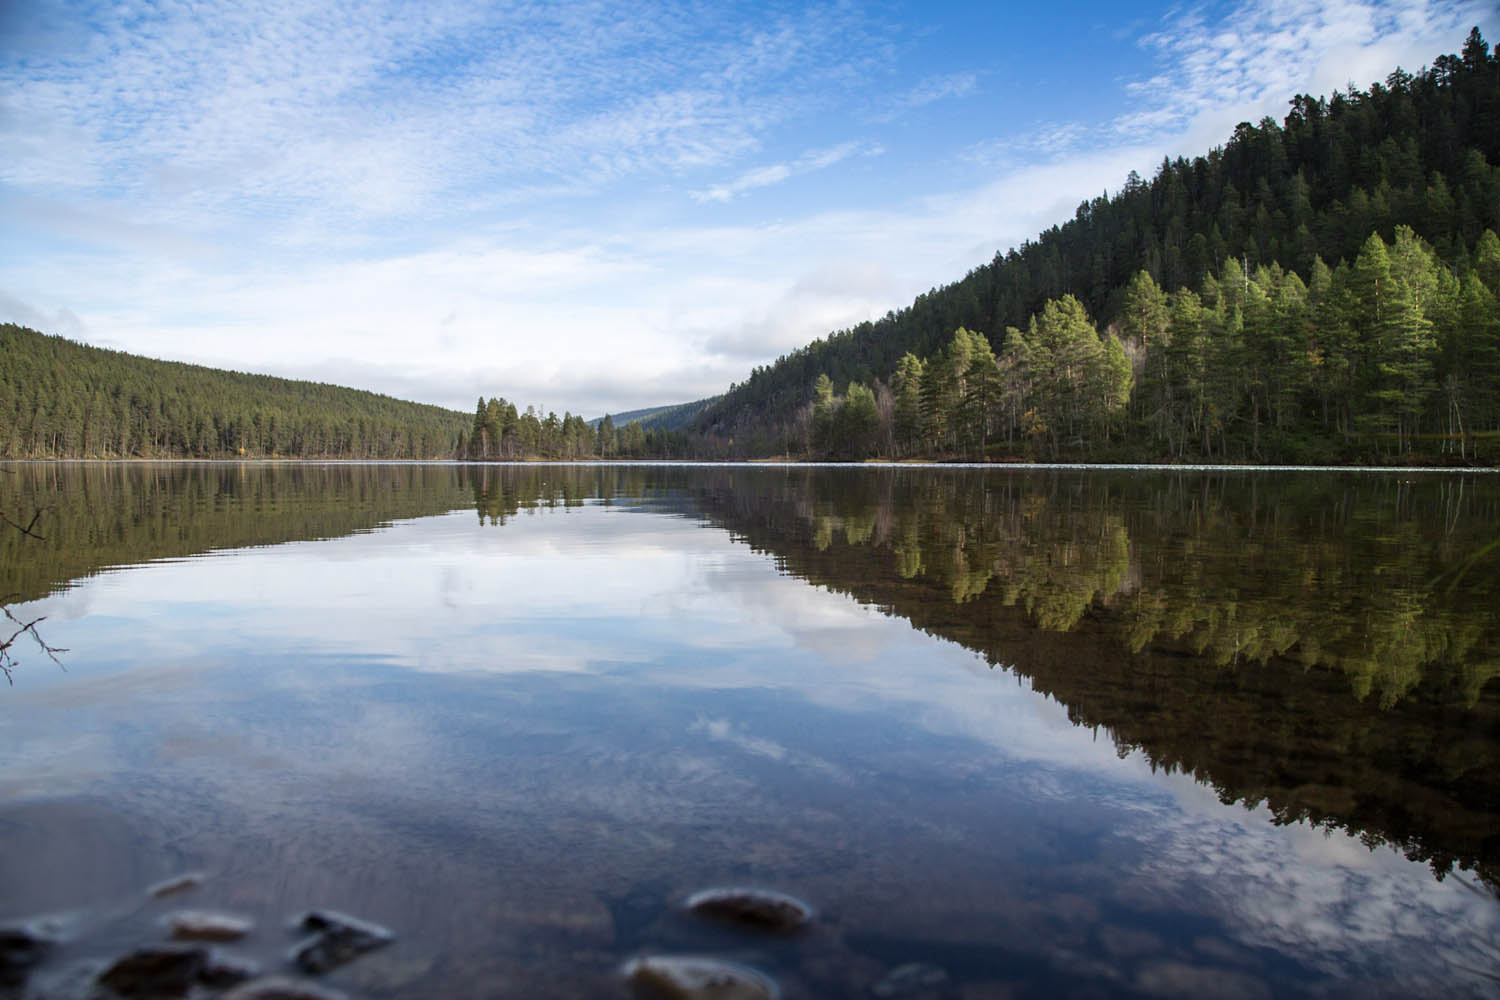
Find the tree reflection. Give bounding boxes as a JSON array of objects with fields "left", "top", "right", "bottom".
[
  {"left": 660, "top": 466, "right": 1500, "bottom": 888},
  {"left": 5, "top": 462, "right": 1497, "bottom": 886}
]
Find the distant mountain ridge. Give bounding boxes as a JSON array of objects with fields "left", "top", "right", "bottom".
[{"left": 592, "top": 397, "right": 720, "bottom": 432}]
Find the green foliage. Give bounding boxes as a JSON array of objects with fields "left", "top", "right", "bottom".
[
  {"left": 787, "top": 225, "right": 1500, "bottom": 463},
  {"left": 693, "top": 30, "right": 1500, "bottom": 462},
  {"left": 810, "top": 376, "right": 880, "bottom": 459},
  {"left": 1, "top": 324, "right": 469, "bottom": 459}
]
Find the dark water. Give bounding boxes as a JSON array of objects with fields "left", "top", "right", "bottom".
[{"left": 2, "top": 462, "right": 1498, "bottom": 998}]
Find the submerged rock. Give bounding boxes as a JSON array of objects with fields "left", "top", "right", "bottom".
[
  {"left": 221, "top": 975, "right": 349, "bottom": 1000},
  {"left": 288, "top": 910, "right": 394, "bottom": 974},
  {"left": 684, "top": 888, "right": 812, "bottom": 934},
  {"left": 0, "top": 921, "right": 56, "bottom": 982},
  {"left": 870, "top": 962, "right": 952, "bottom": 999},
  {"left": 95, "top": 944, "right": 206, "bottom": 996},
  {"left": 624, "top": 954, "right": 779, "bottom": 1000},
  {"left": 147, "top": 873, "right": 205, "bottom": 899},
  {"left": 164, "top": 909, "right": 255, "bottom": 941},
  {"left": 200, "top": 950, "right": 262, "bottom": 988}
]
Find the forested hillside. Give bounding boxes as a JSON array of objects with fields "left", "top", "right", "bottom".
[
  {"left": 463, "top": 395, "right": 705, "bottom": 460},
  {"left": 590, "top": 397, "right": 719, "bottom": 433},
  {"left": 2, "top": 324, "right": 469, "bottom": 458},
  {"left": 697, "top": 28, "right": 1500, "bottom": 464}
]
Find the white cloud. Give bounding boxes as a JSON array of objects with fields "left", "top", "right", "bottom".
[
  {"left": 1121, "top": 0, "right": 1496, "bottom": 153},
  {"left": 690, "top": 141, "right": 875, "bottom": 203},
  {"left": 0, "top": 0, "right": 881, "bottom": 229},
  {"left": 876, "top": 70, "right": 979, "bottom": 120}
]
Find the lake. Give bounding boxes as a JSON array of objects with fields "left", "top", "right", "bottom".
[{"left": 1, "top": 461, "right": 1497, "bottom": 999}]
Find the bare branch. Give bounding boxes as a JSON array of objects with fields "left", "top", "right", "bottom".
[
  {"left": 0, "top": 506, "right": 52, "bottom": 540},
  {"left": 0, "top": 599, "right": 68, "bottom": 685}
]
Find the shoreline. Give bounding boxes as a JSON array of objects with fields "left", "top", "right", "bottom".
[{"left": 3, "top": 457, "right": 1495, "bottom": 473}]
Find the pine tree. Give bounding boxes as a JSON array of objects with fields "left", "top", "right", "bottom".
[{"left": 891, "top": 354, "right": 926, "bottom": 456}]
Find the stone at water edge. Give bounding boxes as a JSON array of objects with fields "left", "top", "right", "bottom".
[
  {"left": 95, "top": 944, "right": 207, "bottom": 996},
  {"left": 624, "top": 954, "right": 779, "bottom": 1000},
  {"left": 684, "top": 888, "right": 813, "bottom": 934},
  {"left": 0, "top": 921, "right": 57, "bottom": 981},
  {"left": 200, "top": 950, "right": 262, "bottom": 988},
  {"left": 288, "top": 909, "right": 395, "bottom": 974},
  {"left": 148, "top": 873, "right": 205, "bottom": 898},
  {"left": 164, "top": 909, "right": 255, "bottom": 941},
  {"left": 221, "top": 975, "right": 349, "bottom": 1000}
]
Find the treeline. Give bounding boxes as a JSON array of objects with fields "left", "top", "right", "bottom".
[
  {"left": 1, "top": 324, "right": 469, "bottom": 459},
  {"left": 808, "top": 225, "right": 1500, "bottom": 462},
  {"left": 696, "top": 29, "right": 1500, "bottom": 460},
  {"left": 464, "top": 395, "right": 709, "bottom": 460}
]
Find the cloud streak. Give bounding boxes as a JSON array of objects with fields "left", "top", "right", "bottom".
[
  {"left": 690, "top": 141, "right": 878, "bottom": 203},
  {"left": 1, "top": 0, "right": 886, "bottom": 231}
]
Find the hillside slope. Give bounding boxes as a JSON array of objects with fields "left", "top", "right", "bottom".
[
  {"left": 695, "top": 29, "right": 1500, "bottom": 462},
  {"left": 1, "top": 324, "right": 469, "bottom": 459}
]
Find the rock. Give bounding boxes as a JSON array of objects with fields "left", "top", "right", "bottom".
[
  {"left": 288, "top": 910, "right": 394, "bottom": 974},
  {"left": 0, "top": 921, "right": 56, "bottom": 984},
  {"left": 147, "top": 873, "right": 204, "bottom": 898},
  {"left": 95, "top": 944, "right": 206, "bottom": 996},
  {"left": 684, "top": 888, "right": 812, "bottom": 934},
  {"left": 163, "top": 909, "right": 255, "bottom": 942},
  {"left": 200, "top": 950, "right": 262, "bottom": 988},
  {"left": 221, "top": 975, "right": 349, "bottom": 1000},
  {"left": 624, "top": 954, "right": 779, "bottom": 1000},
  {"left": 870, "top": 962, "right": 952, "bottom": 999}
]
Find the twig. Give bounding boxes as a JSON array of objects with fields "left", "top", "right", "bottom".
[
  {"left": 0, "top": 599, "right": 68, "bottom": 685},
  {"left": 0, "top": 507, "right": 50, "bottom": 540},
  {"left": 1432, "top": 535, "right": 1500, "bottom": 595}
]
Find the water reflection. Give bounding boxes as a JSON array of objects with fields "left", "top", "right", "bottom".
[
  {"left": 1, "top": 462, "right": 1498, "bottom": 997},
  {"left": 658, "top": 467, "right": 1500, "bottom": 887}
]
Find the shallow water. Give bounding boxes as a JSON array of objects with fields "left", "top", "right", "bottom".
[{"left": 2, "top": 462, "right": 1498, "bottom": 998}]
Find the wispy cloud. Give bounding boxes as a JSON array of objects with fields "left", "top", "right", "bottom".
[
  {"left": 959, "top": 123, "right": 1089, "bottom": 170},
  {"left": 0, "top": 0, "right": 886, "bottom": 233},
  {"left": 690, "top": 141, "right": 879, "bottom": 203},
  {"left": 896, "top": 70, "right": 978, "bottom": 110},
  {"left": 1119, "top": 0, "right": 1494, "bottom": 148}
]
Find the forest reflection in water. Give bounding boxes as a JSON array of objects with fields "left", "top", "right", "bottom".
[
  {"left": 466, "top": 462, "right": 1500, "bottom": 886},
  {"left": 1, "top": 461, "right": 1498, "bottom": 998}
]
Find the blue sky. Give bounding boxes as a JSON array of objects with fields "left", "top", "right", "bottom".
[{"left": 2, "top": 0, "right": 1495, "bottom": 417}]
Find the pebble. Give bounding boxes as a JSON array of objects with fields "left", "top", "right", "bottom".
[
  {"left": 164, "top": 909, "right": 255, "bottom": 941},
  {"left": 288, "top": 909, "right": 395, "bottom": 974},
  {"left": 684, "top": 888, "right": 813, "bottom": 934},
  {"left": 95, "top": 944, "right": 207, "bottom": 996},
  {"left": 624, "top": 954, "right": 779, "bottom": 1000},
  {"left": 200, "top": 950, "right": 262, "bottom": 988},
  {"left": 0, "top": 921, "right": 56, "bottom": 981},
  {"left": 221, "top": 975, "right": 350, "bottom": 1000},
  {"left": 148, "top": 873, "right": 205, "bottom": 898}
]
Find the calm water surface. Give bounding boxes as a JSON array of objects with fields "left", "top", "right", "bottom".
[{"left": 1, "top": 462, "right": 1498, "bottom": 998}]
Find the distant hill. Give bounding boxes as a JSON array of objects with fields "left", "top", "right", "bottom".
[
  {"left": 693, "top": 28, "right": 1500, "bottom": 465},
  {"left": 1, "top": 324, "right": 469, "bottom": 459},
  {"left": 593, "top": 397, "right": 720, "bottom": 432}
]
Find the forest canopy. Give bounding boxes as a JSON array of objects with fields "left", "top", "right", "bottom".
[{"left": 695, "top": 28, "right": 1500, "bottom": 464}]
